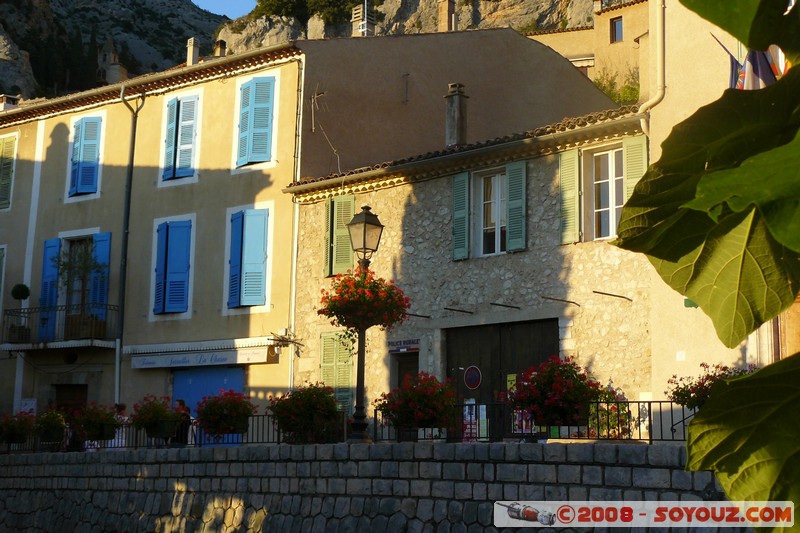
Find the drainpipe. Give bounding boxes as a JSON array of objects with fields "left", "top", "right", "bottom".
[
  {"left": 115, "top": 86, "right": 146, "bottom": 404},
  {"left": 638, "top": 0, "right": 666, "bottom": 137}
]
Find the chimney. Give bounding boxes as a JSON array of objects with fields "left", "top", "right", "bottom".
[
  {"left": 593, "top": 0, "right": 603, "bottom": 13},
  {"left": 351, "top": 2, "right": 376, "bottom": 37},
  {"left": 0, "top": 94, "right": 19, "bottom": 111},
  {"left": 186, "top": 37, "right": 200, "bottom": 66},
  {"left": 444, "top": 83, "right": 467, "bottom": 148},
  {"left": 438, "top": 0, "right": 456, "bottom": 32},
  {"left": 213, "top": 40, "right": 227, "bottom": 57}
]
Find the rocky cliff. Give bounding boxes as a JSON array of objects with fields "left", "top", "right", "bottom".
[{"left": 218, "top": 0, "right": 594, "bottom": 54}]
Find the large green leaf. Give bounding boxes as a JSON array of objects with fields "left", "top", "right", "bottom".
[
  {"left": 680, "top": 0, "right": 800, "bottom": 63},
  {"left": 686, "top": 352, "right": 800, "bottom": 513},
  {"left": 650, "top": 209, "right": 800, "bottom": 348},
  {"left": 685, "top": 129, "right": 800, "bottom": 252}
]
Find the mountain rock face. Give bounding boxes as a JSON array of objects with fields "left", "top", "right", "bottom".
[
  {"left": 218, "top": 0, "right": 594, "bottom": 54},
  {"left": 0, "top": 0, "right": 595, "bottom": 99},
  {"left": 0, "top": 0, "right": 224, "bottom": 98}
]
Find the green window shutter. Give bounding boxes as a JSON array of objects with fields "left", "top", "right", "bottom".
[
  {"left": 332, "top": 195, "right": 354, "bottom": 275},
  {"left": 505, "top": 161, "right": 527, "bottom": 252},
  {"left": 452, "top": 172, "right": 469, "bottom": 260},
  {"left": 0, "top": 136, "right": 16, "bottom": 209},
  {"left": 324, "top": 200, "right": 333, "bottom": 276},
  {"left": 623, "top": 135, "right": 647, "bottom": 200},
  {"left": 321, "top": 332, "right": 353, "bottom": 414},
  {"left": 559, "top": 149, "right": 580, "bottom": 244}
]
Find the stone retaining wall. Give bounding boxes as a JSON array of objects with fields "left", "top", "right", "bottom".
[{"left": 0, "top": 442, "right": 724, "bottom": 532}]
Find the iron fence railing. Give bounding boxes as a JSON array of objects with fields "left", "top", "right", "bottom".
[
  {"left": 372, "top": 401, "right": 697, "bottom": 444},
  {"left": 2, "top": 304, "right": 119, "bottom": 344},
  {"left": 1, "top": 402, "right": 695, "bottom": 453}
]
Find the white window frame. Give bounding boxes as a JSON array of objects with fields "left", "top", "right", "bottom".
[
  {"left": 583, "top": 144, "right": 624, "bottom": 241},
  {"left": 221, "top": 201, "right": 274, "bottom": 316},
  {"left": 148, "top": 213, "right": 196, "bottom": 322},
  {"left": 472, "top": 168, "right": 507, "bottom": 257},
  {"left": 230, "top": 69, "right": 281, "bottom": 175},
  {"left": 158, "top": 87, "right": 203, "bottom": 187},
  {"left": 64, "top": 110, "right": 106, "bottom": 204}
]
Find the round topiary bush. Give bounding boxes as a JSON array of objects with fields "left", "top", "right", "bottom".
[{"left": 11, "top": 284, "right": 30, "bottom": 301}]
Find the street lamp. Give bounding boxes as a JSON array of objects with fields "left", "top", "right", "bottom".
[{"left": 347, "top": 205, "right": 384, "bottom": 441}]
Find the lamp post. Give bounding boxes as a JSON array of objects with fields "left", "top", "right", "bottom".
[{"left": 347, "top": 205, "right": 384, "bottom": 442}]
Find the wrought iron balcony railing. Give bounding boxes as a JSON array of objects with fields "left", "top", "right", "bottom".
[{"left": 2, "top": 304, "right": 119, "bottom": 345}]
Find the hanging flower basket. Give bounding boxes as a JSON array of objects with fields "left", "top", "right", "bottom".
[{"left": 318, "top": 266, "right": 410, "bottom": 332}]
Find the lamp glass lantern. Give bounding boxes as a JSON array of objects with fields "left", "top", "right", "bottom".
[{"left": 347, "top": 205, "right": 384, "bottom": 262}]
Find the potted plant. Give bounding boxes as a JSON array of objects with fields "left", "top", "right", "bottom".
[
  {"left": 130, "top": 395, "right": 184, "bottom": 439},
  {"left": 35, "top": 408, "right": 67, "bottom": 442},
  {"left": 318, "top": 266, "right": 410, "bottom": 339},
  {"left": 373, "top": 372, "right": 457, "bottom": 441},
  {"left": 269, "top": 383, "right": 342, "bottom": 444},
  {"left": 72, "top": 402, "right": 120, "bottom": 441},
  {"left": 196, "top": 389, "right": 257, "bottom": 439},
  {"left": 665, "top": 362, "right": 759, "bottom": 410},
  {"left": 0, "top": 411, "right": 36, "bottom": 444},
  {"left": 504, "top": 355, "right": 602, "bottom": 435},
  {"left": 8, "top": 284, "right": 31, "bottom": 342}
]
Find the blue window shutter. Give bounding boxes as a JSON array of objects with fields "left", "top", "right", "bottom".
[
  {"left": 0, "top": 136, "right": 16, "bottom": 209},
  {"left": 228, "top": 211, "right": 244, "bottom": 308},
  {"left": 154, "top": 222, "right": 168, "bottom": 314},
  {"left": 89, "top": 232, "right": 111, "bottom": 320},
  {"left": 332, "top": 195, "right": 354, "bottom": 275},
  {"left": 237, "top": 80, "right": 253, "bottom": 167},
  {"left": 75, "top": 117, "right": 101, "bottom": 194},
  {"left": 249, "top": 77, "right": 274, "bottom": 163},
  {"left": 240, "top": 209, "right": 268, "bottom": 306},
  {"left": 163, "top": 98, "right": 178, "bottom": 180},
  {"left": 560, "top": 149, "right": 580, "bottom": 244},
  {"left": 40, "top": 238, "right": 62, "bottom": 341},
  {"left": 164, "top": 220, "right": 191, "bottom": 313},
  {"left": 623, "top": 135, "right": 647, "bottom": 200},
  {"left": 175, "top": 96, "right": 198, "bottom": 178},
  {"left": 452, "top": 172, "right": 469, "bottom": 260},
  {"left": 69, "top": 120, "right": 82, "bottom": 196},
  {"left": 505, "top": 161, "right": 527, "bottom": 252}
]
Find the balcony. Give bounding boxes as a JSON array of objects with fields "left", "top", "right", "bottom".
[{"left": 2, "top": 304, "right": 119, "bottom": 348}]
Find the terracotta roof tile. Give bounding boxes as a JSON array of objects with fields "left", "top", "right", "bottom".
[{"left": 289, "top": 104, "right": 640, "bottom": 188}]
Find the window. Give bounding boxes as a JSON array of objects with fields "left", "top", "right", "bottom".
[
  {"left": 452, "top": 161, "right": 526, "bottom": 260},
  {"left": 228, "top": 209, "right": 268, "bottom": 308},
  {"left": 610, "top": 16, "right": 623, "bottom": 43},
  {"left": 321, "top": 332, "right": 353, "bottom": 414},
  {"left": 236, "top": 77, "right": 275, "bottom": 167},
  {"left": 0, "top": 134, "right": 17, "bottom": 209},
  {"left": 559, "top": 135, "right": 647, "bottom": 243},
  {"left": 324, "top": 195, "right": 355, "bottom": 276},
  {"left": 39, "top": 232, "right": 110, "bottom": 341},
  {"left": 153, "top": 220, "right": 192, "bottom": 314},
  {"left": 163, "top": 95, "right": 198, "bottom": 180},
  {"left": 69, "top": 116, "right": 102, "bottom": 196}
]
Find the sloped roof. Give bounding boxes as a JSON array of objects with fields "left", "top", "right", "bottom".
[
  {"left": 0, "top": 44, "right": 301, "bottom": 128},
  {"left": 285, "top": 104, "right": 641, "bottom": 198},
  {"left": 599, "top": 0, "right": 649, "bottom": 15}
]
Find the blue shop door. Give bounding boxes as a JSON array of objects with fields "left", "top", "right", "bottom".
[{"left": 173, "top": 366, "right": 245, "bottom": 446}]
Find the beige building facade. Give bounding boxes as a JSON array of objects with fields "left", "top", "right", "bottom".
[{"left": 0, "top": 29, "right": 614, "bottom": 416}]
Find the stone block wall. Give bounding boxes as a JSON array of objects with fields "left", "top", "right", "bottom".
[{"left": 0, "top": 442, "right": 725, "bottom": 532}]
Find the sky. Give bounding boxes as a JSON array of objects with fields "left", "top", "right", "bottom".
[{"left": 192, "top": 0, "right": 257, "bottom": 19}]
